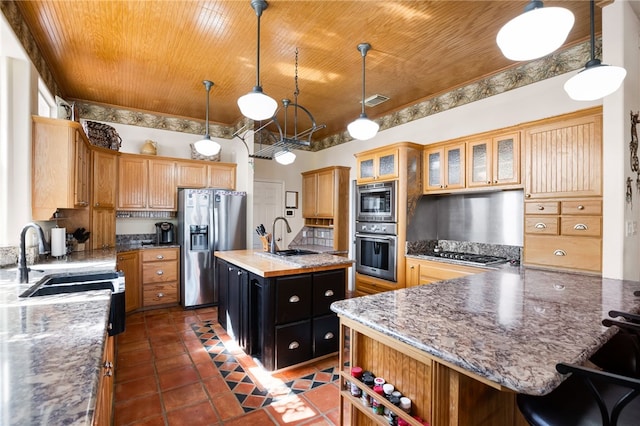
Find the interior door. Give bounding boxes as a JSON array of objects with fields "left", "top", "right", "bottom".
[{"left": 252, "top": 180, "right": 284, "bottom": 249}]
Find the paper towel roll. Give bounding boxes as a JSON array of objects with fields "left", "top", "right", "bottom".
[{"left": 51, "top": 227, "right": 66, "bottom": 257}]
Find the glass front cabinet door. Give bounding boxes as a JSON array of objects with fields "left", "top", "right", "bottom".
[
  {"left": 356, "top": 148, "right": 398, "bottom": 183},
  {"left": 424, "top": 143, "right": 465, "bottom": 192},
  {"left": 467, "top": 132, "right": 520, "bottom": 188}
]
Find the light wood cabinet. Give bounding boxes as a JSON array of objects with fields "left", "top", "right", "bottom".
[
  {"left": 467, "top": 132, "right": 520, "bottom": 188},
  {"left": 91, "top": 208, "right": 116, "bottom": 250},
  {"left": 117, "top": 154, "right": 176, "bottom": 210},
  {"left": 354, "top": 272, "right": 403, "bottom": 296},
  {"left": 523, "top": 109, "right": 602, "bottom": 199},
  {"left": 405, "top": 257, "right": 487, "bottom": 287},
  {"left": 207, "top": 163, "right": 236, "bottom": 189},
  {"left": 92, "top": 334, "right": 114, "bottom": 426},
  {"left": 301, "top": 166, "right": 350, "bottom": 252},
  {"left": 175, "top": 160, "right": 236, "bottom": 189},
  {"left": 92, "top": 148, "right": 118, "bottom": 209},
  {"left": 141, "top": 247, "right": 179, "bottom": 307},
  {"left": 117, "top": 251, "right": 141, "bottom": 312},
  {"left": 423, "top": 142, "right": 465, "bottom": 192},
  {"left": 355, "top": 147, "right": 398, "bottom": 183},
  {"left": 32, "top": 116, "right": 92, "bottom": 219}
]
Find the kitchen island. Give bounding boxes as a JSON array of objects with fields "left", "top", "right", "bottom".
[
  {"left": 331, "top": 266, "right": 640, "bottom": 426},
  {"left": 214, "top": 249, "right": 353, "bottom": 371},
  {"left": 0, "top": 250, "right": 116, "bottom": 426}
]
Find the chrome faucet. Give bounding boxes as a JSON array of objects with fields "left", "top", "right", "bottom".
[
  {"left": 270, "top": 216, "right": 291, "bottom": 254},
  {"left": 18, "top": 223, "right": 50, "bottom": 283}
]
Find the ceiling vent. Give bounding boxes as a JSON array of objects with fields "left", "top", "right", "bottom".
[{"left": 363, "top": 94, "right": 390, "bottom": 107}]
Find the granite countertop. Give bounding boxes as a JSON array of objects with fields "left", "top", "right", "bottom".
[
  {"left": 215, "top": 249, "right": 354, "bottom": 277},
  {"left": 0, "top": 251, "right": 117, "bottom": 425},
  {"left": 331, "top": 267, "right": 640, "bottom": 396}
]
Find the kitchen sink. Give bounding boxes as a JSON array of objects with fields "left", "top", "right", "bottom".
[
  {"left": 20, "top": 271, "right": 119, "bottom": 298},
  {"left": 274, "top": 249, "right": 317, "bottom": 256}
]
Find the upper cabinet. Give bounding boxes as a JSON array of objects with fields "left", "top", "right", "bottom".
[
  {"left": 92, "top": 148, "right": 118, "bottom": 209},
  {"left": 423, "top": 142, "right": 465, "bottom": 192},
  {"left": 523, "top": 109, "right": 602, "bottom": 199},
  {"left": 356, "top": 147, "right": 398, "bottom": 183},
  {"left": 467, "top": 132, "right": 520, "bottom": 188},
  {"left": 117, "top": 154, "right": 176, "bottom": 211},
  {"left": 176, "top": 160, "right": 236, "bottom": 190},
  {"left": 32, "top": 116, "right": 91, "bottom": 220}
]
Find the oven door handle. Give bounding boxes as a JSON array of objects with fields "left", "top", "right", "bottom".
[{"left": 355, "top": 233, "right": 397, "bottom": 241}]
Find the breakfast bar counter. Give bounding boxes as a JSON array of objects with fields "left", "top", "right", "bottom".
[{"left": 331, "top": 266, "right": 640, "bottom": 425}]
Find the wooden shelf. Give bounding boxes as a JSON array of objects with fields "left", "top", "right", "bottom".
[{"left": 304, "top": 218, "right": 334, "bottom": 227}]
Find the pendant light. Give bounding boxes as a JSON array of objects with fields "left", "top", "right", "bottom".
[
  {"left": 274, "top": 148, "right": 296, "bottom": 165},
  {"left": 497, "top": 0, "right": 574, "bottom": 61},
  {"left": 194, "top": 80, "right": 221, "bottom": 156},
  {"left": 348, "top": 43, "right": 379, "bottom": 141},
  {"left": 237, "top": 0, "right": 278, "bottom": 121},
  {"left": 564, "top": 0, "right": 626, "bottom": 101}
]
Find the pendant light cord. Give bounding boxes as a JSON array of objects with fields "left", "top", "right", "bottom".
[
  {"left": 589, "top": 0, "right": 595, "bottom": 62},
  {"left": 203, "top": 80, "right": 213, "bottom": 137},
  {"left": 360, "top": 48, "right": 366, "bottom": 115}
]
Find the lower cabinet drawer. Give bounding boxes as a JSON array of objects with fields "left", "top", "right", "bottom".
[
  {"left": 275, "top": 320, "right": 312, "bottom": 370},
  {"left": 313, "top": 314, "right": 339, "bottom": 357},
  {"left": 525, "top": 216, "right": 559, "bottom": 235},
  {"left": 524, "top": 235, "right": 602, "bottom": 272},
  {"left": 275, "top": 275, "right": 312, "bottom": 324},
  {"left": 142, "top": 261, "right": 178, "bottom": 283},
  {"left": 143, "top": 282, "right": 178, "bottom": 306},
  {"left": 312, "top": 270, "right": 346, "bottom": 316},
  {"left": 560, "top": 216, "right": 602, "bottom": 237}
]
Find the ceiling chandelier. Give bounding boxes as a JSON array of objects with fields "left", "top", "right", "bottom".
[
  {"left": 193, "top": 80, "right": 221, "bottom": 156},
  {"left": 497, "top": 0, "right": 574, "bottom": 61},
  {"left": 348, "top": 43, "right": 379, "bottom": 141},
  {"left": 237, "top": 0, "right": 278, "bottom": 121},
  {"left": 234, "top": 48, "right": 325, "bottom": 165},
  {"left": 564, "top": 0, "right": 626, "bottom": 101}
]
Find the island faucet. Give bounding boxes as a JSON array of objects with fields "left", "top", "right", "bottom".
[
  {"left": 270, "top": 216, "right": 291, "bottom": 254},
  {"left": 18, "top": 222, "right": 50, "bottom": 283}
]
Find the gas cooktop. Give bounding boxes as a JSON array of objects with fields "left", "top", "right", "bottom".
[{"left": 422, "top": 251, "right": 508, "bottom": 265}]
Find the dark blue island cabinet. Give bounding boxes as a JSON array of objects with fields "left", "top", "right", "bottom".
[{"left": 216, "top": 257, "right": 346, "bottom": 371}]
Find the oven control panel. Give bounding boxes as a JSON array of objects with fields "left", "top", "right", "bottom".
[{"left": 356, "top": 222, "right": 397, "bottom": 235}]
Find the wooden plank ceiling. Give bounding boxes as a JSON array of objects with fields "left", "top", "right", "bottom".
[{"left": 15, "top": 1, "right": 598, "bottom": 140}]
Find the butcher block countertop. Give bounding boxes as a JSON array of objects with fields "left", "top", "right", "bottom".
[
  {"left": 331, "top": 266, "right": 640, "bottom": 396},
  {"left": 214, "top": 249, "right": 354, "bottom": 277}
]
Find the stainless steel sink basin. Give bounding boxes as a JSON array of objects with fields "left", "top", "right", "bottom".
[
  {"left": 274, "top": 249, "right": 317, "bottom": 256},
  {"left": 20, "top": 271, "right": 118, "bottom": 298}
]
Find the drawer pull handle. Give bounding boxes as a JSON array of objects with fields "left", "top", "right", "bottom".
[
  {"left": 156, "top": 255, "right": 164, "bottom": 259},
  {"left": 577, "top": 205, "right": 585, "bottom": 210},
  {"left": 324, "top": 332, "right": 334, "bottom": 340},
  {"left": 104, "top": 370, "right": 113, "bottom": 377},
  {"left": 574, "top": 223, "right": 588, "bottom": 230},
  {"left": 324, "top": 290, "right": 334, "bottom": 297},
  {"left": 537, "top": 205, "right": 544, "bottom": 210},
  {"left": 288, "top": 341, "right": 300, "bottom": 350},
  {"left": 289, "top": 295, "right": 300, "bottom": 303},
  {"left": 156, "top": 270, "right": 164, "bottom": 275},
  {"left": 534, "top": 223, "right": 547, "bottom": 229},
  {"left": 157, "top": 292, "right": 164, "bottom": 298},
  {"left": 103, "top": 361, "right": 113, "bottom": 369},
  {"left": 553, "top": 250, "right": 566, "bottom": 256}
]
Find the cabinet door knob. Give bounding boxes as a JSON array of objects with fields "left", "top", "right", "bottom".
[
  {"left": 534, "top": 223, "right": 547, "bottom": 229},
  {"left": 525, "top": 193, "right": 531, "bottom": 198},
  {"left": 324, "top": 332, "right": 334, "bottom": 340},
  {"left": 487, "top": 181, "right": 491, "bottom": 184},
  {"left": 156, "top": 255, "right": 165, "bottom": 259},
  {"left": 553, "top": 250, "right": 567, "bottom": 256},
  {"left": 157, "top": 292, "right": 164, "bottom": 298},
  {"left": 324, "top": 290, "right": 334, "bottom": 297},
  {"left": 574, "top": 223, "right": 588, "bottom": 230},
  {"left": 410, "top": 265, "right": 415, "bottom": 269},
  {"left": 104, "top": 370, "right": 113, "bottom": 377},
  {"left": 289, "top": 295, "right": 300, "bottom": 303},
  {"left": 577, "top": 205, "right": 585, "bottom": 210},
  {"left": 494, "top": 180, "right": 498, "bottom": 184},
  {"left": 288, "top": 341, "right": 300, "bottom": 350},
  {"left": 237, "top": 270, "right": 243, "bottom": 276},
  {"left": 156, "top": 270, "right": 164, "bottom": 275}
]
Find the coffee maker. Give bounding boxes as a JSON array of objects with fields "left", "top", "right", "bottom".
[{"left": 155, "top": 222, "right": 175, "bottom": 244}]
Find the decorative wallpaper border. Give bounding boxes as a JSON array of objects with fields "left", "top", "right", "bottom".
[{"left": 3, "top": 1, "right": 595, "bottom": 152}]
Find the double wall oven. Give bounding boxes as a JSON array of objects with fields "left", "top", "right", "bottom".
[{"left": 355, "top": 182, "right": 398, "bottom": 282}]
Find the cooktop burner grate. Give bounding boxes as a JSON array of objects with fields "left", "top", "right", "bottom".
[{"left": 423, "top": 251, "right": 507, "bottom": 265}]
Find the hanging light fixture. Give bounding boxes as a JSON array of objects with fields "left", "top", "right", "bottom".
[
  {"left": 274, "top": 148, "right": 296, "bottom": 165},
  {"left": 497, "top": 0, "right": 574, "bottom": 61},
  {"left": 348, "top": 43, "right": 379, "bottom": 141},
  {"left": 193, "top": 80, "right": 221, "bottom": 156},
  {"left": 564, "top": 0, "right": 626, "bottom": 101},
  {"left": 237, "top": 0, "right": 278, "bottom": 121}
]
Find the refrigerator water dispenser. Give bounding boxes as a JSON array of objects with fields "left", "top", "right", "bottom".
[{"left": 190, "top": 225, "right": 209, "bottom": 250}]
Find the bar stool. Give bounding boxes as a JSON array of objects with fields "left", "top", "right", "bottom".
[
  {"left": 517, "top": 318, "right": 640, "bottom": 426},
  {"left": 590, "top": 312, "right": 640, "bottom": 378}
]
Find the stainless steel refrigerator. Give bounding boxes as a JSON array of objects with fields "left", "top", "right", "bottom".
[{"left": 177, "top": 188, "right": 246, "bottom": 308}]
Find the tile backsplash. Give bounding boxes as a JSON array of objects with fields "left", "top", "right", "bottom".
[{"left": 290, "top": 227, "right": 334, "bottom": 247}]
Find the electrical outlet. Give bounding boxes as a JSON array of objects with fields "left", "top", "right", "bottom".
[{"left": 626, "top": 221, "right": 633, "bottom": 237}]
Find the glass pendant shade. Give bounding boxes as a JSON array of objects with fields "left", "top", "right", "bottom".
[
  {"left": 274, "top": 148, "right": 296, "bottom": 165},
  {"left": 348, "top": 114, "right": 380, "bottom": 141},
  {"left": 237, "top": 87, "right": 278, "bottom": 121},
  {"left": 194, "top": 80, "right": 221, "bottom": 156},
  {"left": 497, "top": 2, "right": 574, "bottom": 61},
  {"left": 564, "top": 61, "right": 627, "bottom": 101},
  {"left": 194, "top": 135, "right": 221, "bottom": 156}
]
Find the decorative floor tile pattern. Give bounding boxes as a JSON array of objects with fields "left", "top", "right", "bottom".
[{"left": 192, "top": 321, "right": 339, "bottom": 413}]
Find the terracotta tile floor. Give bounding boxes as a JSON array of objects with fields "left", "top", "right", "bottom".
[{"left": 114, "top": 306, "right": 345, "bottom": 426}]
